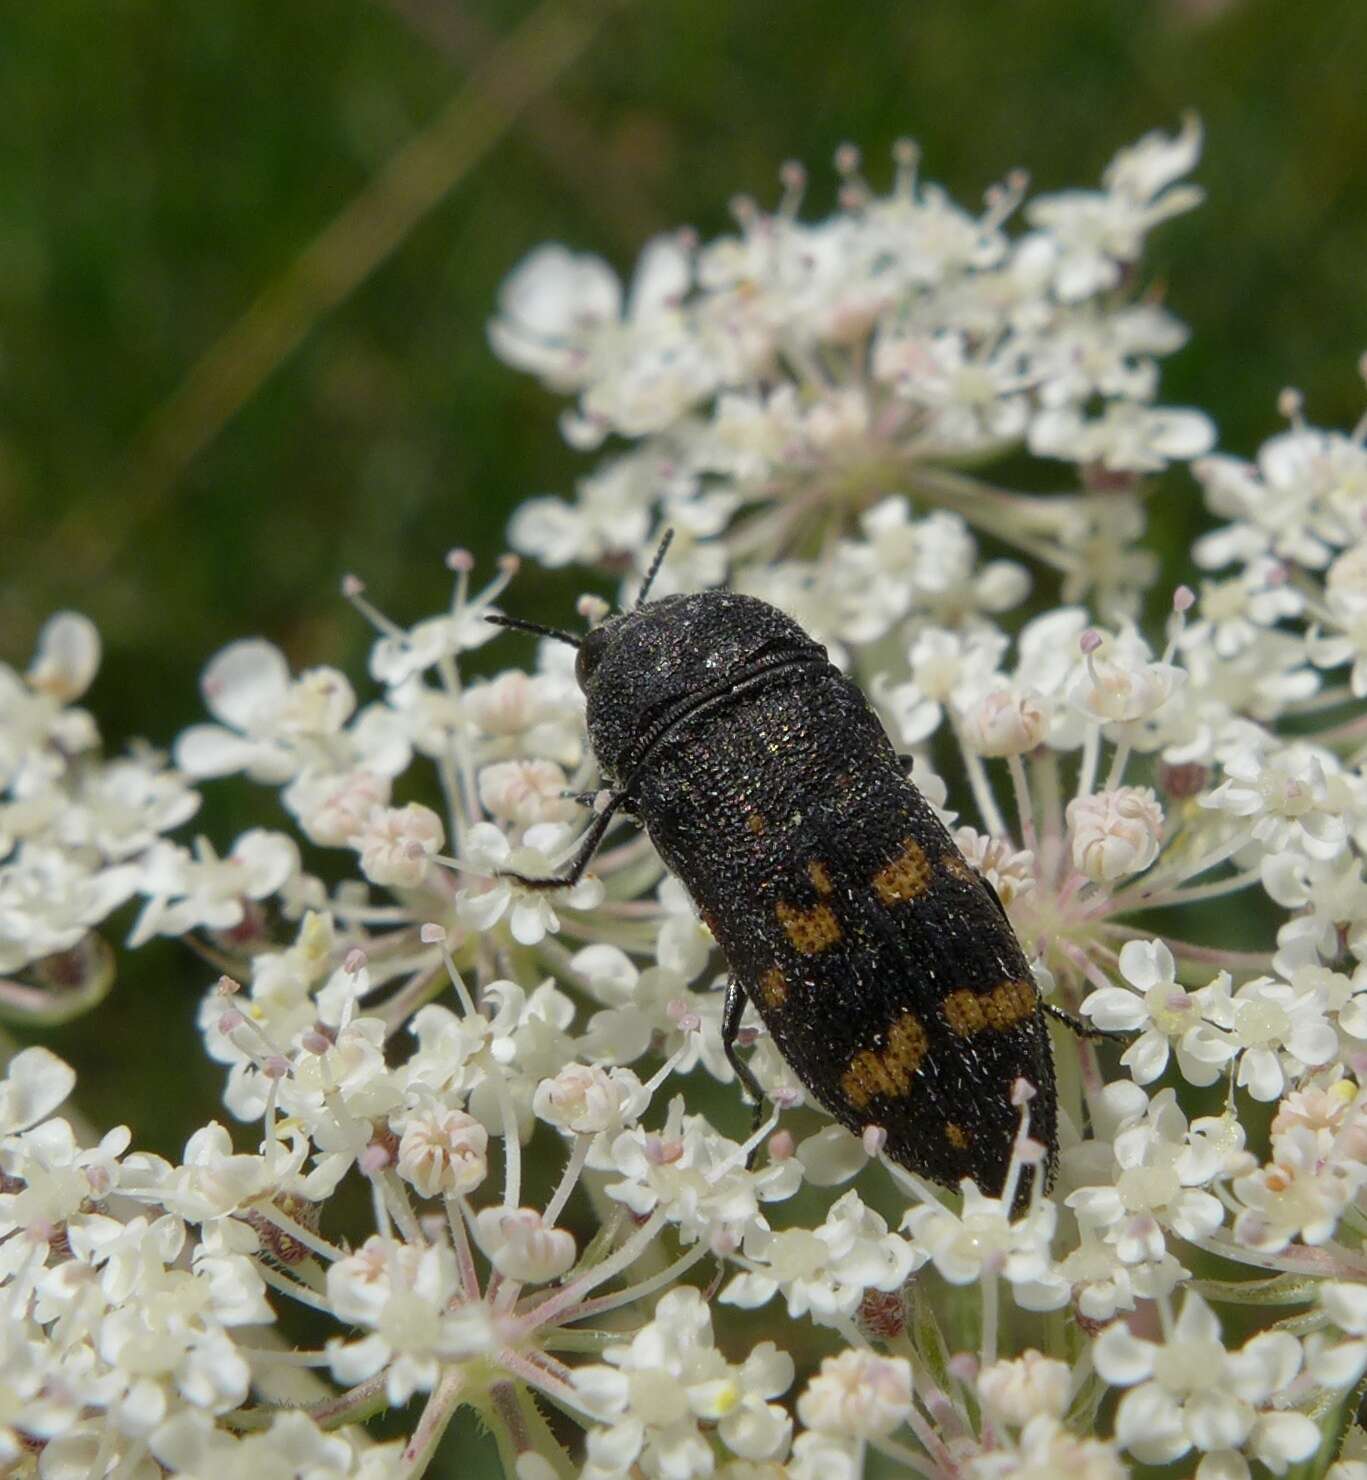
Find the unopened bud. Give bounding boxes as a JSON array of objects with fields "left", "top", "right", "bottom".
[
  {"left": 768, "top": 1130, "right": 796, "bottom": 1161},
  {"left": 962, "top": 689, "right": 1048, "bottom": 758},
  {"left": 397, "top": 1106, "right": 488, "bottom": 1196},
  {"left": 862, "top": 1124, "right": 888, "bottom": 1157},
  {"left": 476, "top": 1207, "right": 575, "bottom": 1283},
  {"left": 533, "top": 1063, "right": 631, "bottom": 1135},
  {"left": 479, "top": 759, "right": 575, "bottom": 827},
  {"left": 358, "top": 803, "right": 444, "bottom": 888},
  {"left": 1067, "top": 786, "right": 1164, "bottom": 882},
  {"left": 797, "top": 1351, "right": 912, "bottom": 1439},
  {"left": 978, "top": 1351, "right": 1070, "bottom": 1426},
  {"left": 358, "top": 1142, "right": 391, "bottom": 1175}
]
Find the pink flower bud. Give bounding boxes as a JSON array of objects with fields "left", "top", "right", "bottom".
[
  {"left": 358, "top": 1142, "right": 391, "bottom": 1175},
  {"left": 768, "top": 1130, "right": 796, "bottom": 1161}
]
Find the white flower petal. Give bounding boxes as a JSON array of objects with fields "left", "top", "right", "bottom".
[
  {"left": 0, "top": 1047, "right": 76, "bottom": 1134},
  {"left": 1093, "top": 1323, "right": 1156, "bottom": 1386},
  {"left": 1249, "top": 1411, "right": 1320, "bottom": 1469}
]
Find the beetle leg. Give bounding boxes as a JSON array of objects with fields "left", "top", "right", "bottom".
[
  {"left": 563, "top": 787, "right": 637, "bottom": 817},
  {"left": 496, "top": 789, "right": 630, "bottom": 890},
  {"left": 722, "top": 978, "right": 768, "bottom": 1164},
  {"left": 1043, "top": 1001, "right": 1131, "bottom": 1043},
  {"left": 897, "top": 753, "right": 915, "bottom": 776}
]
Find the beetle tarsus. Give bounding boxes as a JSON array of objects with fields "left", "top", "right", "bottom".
[
  {"left": 1044, "top": 1001, "right": 1130, "bottom": 1043},
  {"left": 721, "top": 978, "right": 769, "bottom": 1166}
]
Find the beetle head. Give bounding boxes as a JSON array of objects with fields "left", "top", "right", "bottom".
[{"left": 578, "top": 591, "right": 824, "bottom": 781}]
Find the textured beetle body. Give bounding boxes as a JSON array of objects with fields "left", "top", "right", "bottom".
[{"left": 574, "top": 589, "right": 1056, "bottom": 1201}]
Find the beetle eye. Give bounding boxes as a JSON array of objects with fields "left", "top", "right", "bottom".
[{"left": 575, "top": 626, "right": 609, "bottom": 689}]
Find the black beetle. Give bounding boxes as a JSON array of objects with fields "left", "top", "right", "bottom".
[{"left": 489, "top": 535, "right": 1076, "bottom": 1204}]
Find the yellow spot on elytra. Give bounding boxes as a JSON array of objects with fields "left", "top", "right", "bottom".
[
  {"left": 941, "top": 852, "right": 975, "bottom": 883},
  {"left": 945, "top": 1122, "right": 970, "bottom": 1149},
  {"left": 943, "top": 990, "right": 985, "bottom": 1035},
  {"left": 776, "top": 899, "right": 842, "bottom": 953},
  {"left": 943, "top": 979, "right": 1037, "bottom": 1037},
  {"left": 758, "top": 967, "right": 787, "bottom": 1008},
  {"left": 872, "top": 836, "right": 932, "bottom": 905},
  {"left": 841, "top": 1012, "right": 929, "bottom": 1107},
  {"left": 747, "top": 813, "right": 766, "bottom": 836},
  {"left": 806, "top": 860, "right": 834, "bottom": 895}
]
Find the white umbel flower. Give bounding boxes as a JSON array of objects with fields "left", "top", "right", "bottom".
[
  {"left": 795, "top": 1349, "right": 912, "bottom": 1439},
  {"left": 532, "top": 1062, "right": 640, "bottom": 1135},
  {"left": 457, "top": 821, "right": 605, "bottom": 945},
  {"left": 1067, "top": 786, "right": 1164, "bottom": 881},
  {"left": 1081, "top": 939, "right": 1235, "bottom": 1086},
  {"left": 977, "top": 1350, "right": 1071, "bottom": 1426},
  {"left": 966, "top": 1415, "right": 1128, "bottom": 1479},
  {"left": 1069, "top": 624, "right": 1184, "bottom": 725},
  {"left": 1094, "top": 1291, "right": 1319, "bottom": 1470},
  {"left": 962, "top": 689, "right": 1049, "bottom": 757},
  {"left": 356, "top": 803, "right": 444, "bottom": 888},
  {"left": 396, "top": 1105, "right": 488, "bottom": 1197},
  {"left": 477, "top": 758, "right": 576, "bottom": 827},
  {"left": 474, "top": 1207, "right": 576, "bottom": 1283}
]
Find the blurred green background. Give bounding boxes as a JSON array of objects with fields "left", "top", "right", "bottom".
[{"left": 5, "top": 0, "right": 1367, "bottom": 1470}]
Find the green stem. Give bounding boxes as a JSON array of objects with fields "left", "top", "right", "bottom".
[{"left": 483, "top": 1379, "right": 577, "bottom": 1480}]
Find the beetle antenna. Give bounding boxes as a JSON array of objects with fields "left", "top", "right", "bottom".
[
  {"left": 636, "top": 528, "right": 675, "bottom": 607},
  {"left": 486, "top": 613, "right": 582, "bottom": 648}
]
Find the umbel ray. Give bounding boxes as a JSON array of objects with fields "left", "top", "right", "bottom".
[{"left": 487, "top": 530, "right": 1117, "bottom": 1206}]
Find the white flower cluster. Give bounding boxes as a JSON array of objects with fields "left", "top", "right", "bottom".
[
  {"left": 492, "top": 117, "right": 1213, "bottom": 626},
  {"left": 3, "top": 122, "right": 1367, "bottom": 1478},
  {"left": 0, "top": 1046, "right": 399, "bottom": 1474},
  {"left": 0, "top": 614, "right": 199, "bottom": 991}
]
